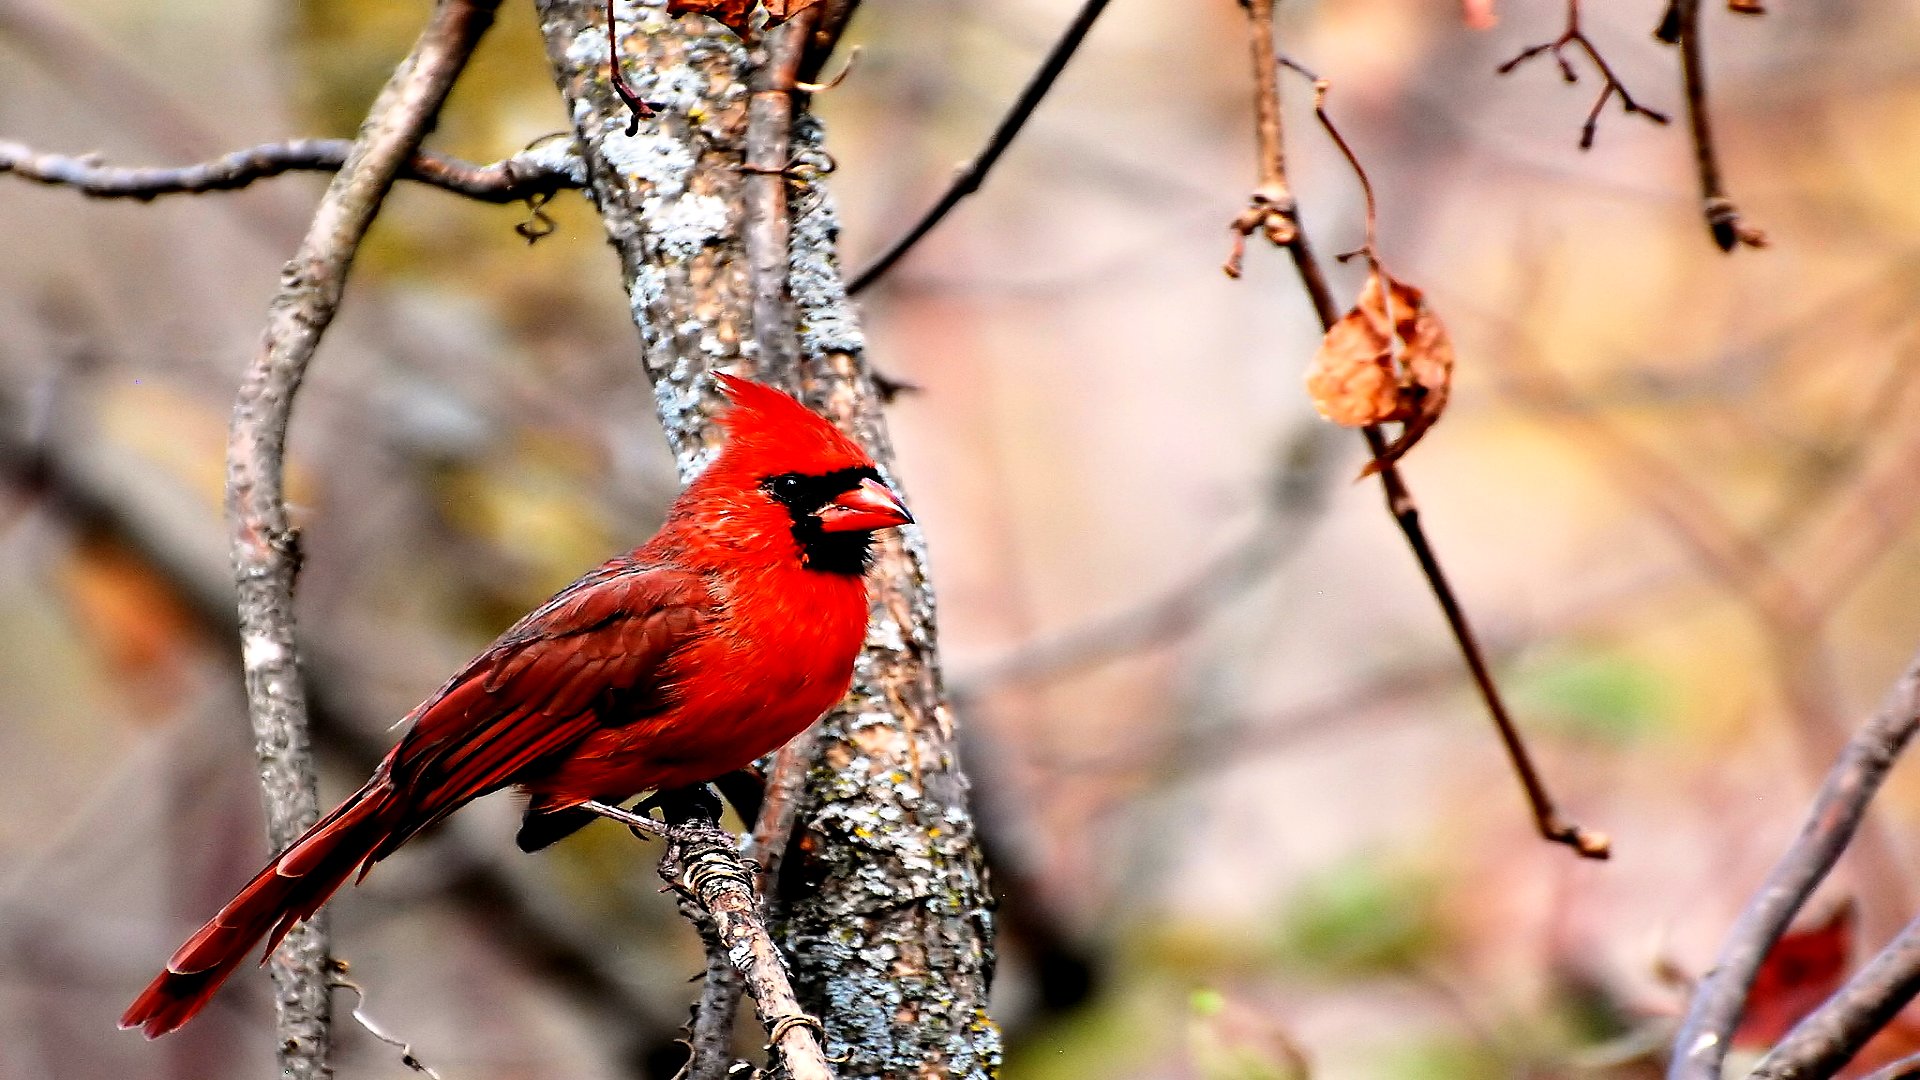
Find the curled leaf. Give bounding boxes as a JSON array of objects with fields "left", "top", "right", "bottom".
[
  {"left": 667, "top": 0, "right": 756, "bottom": 38},
  {"left": 667, "top": 0, "right": 821, "bottom": 37},
  {"left": 761, "top": 0, "right": 825, "bottom": 25},
  {"left": 1304, "top": 271, "right": 1454, "bottom": 475}
]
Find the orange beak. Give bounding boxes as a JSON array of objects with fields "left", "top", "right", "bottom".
[{"left": 816, "top": 477, "right": 914, "bottom": 533}]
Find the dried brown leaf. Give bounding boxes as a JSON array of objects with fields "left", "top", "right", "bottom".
[
  {"left": 761, "top": 0, "right": 825, "bottom": 25},
  {"left": 668, "top": 0, "right": 756, "bottom": 37},
  {"left": 1305, "top": 270, "right": 1455, "bottom": 475}
]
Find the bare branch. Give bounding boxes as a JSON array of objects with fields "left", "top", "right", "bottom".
[
  {"left": 1666, "top": 653, "right": 1920, "bottom": 1080},
  {"left": 1496, "top": 0, "right": 1671, "bottom": 150},
  {"left": 0, "top": 138, "right": 583, "bottom": 204},
  {"left": 225, "top": 1, "right": 500, "bottom": 1075},
  {"left": 847, "top": 0, "right": 1113, "bottom": 294},
  {"left": 1235, "top": 0, "right": 1608, "bottom": 860},
  {"left": 1656, "top": 0, "right": 1765, "bottom": 250}
]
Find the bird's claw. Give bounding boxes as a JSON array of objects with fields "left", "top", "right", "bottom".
[{"left": 636, "top": 784, "right": 724, "bottom": 826}]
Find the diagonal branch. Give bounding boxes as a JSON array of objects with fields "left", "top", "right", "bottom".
[
  {"left": 847, "top": 0, "right": 1113, "bottom": 294},
  {"left": 224, "top": 1, "right": 500, "bottom": 1076},
  {"left": 0, "top": 138, "right": 583, "bottom": 204},
  {"left": 1234, "top": 0, "right": 1608, "bottom": 860},
  {"left": 1667, "top": 652, "right": 1920, "bottom": 1080}
]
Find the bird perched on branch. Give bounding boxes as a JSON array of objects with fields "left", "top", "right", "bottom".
[{"left": 121, "top": 374, "right": 913, "bottom": 1038}]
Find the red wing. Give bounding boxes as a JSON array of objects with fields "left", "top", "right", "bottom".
[{"left": 374, "top": 562, "right": 710, "bottom": 841}]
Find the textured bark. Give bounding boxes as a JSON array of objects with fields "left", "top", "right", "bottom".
[{"left": 534, "top": 2, "right": 999, "bottom": 1074}]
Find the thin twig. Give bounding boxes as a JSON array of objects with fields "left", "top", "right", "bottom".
[
  {"left": 226, "top": 1, "right": 499, "bottom": 1075},
  {"left": 846, "top": 0, "right": 1112, "bottom": 294},
  {"left": 1236, "top": 2, "right": 1608, "bottom": 860},
  {"left": 1658, "top": 0, "right": 1765, "bottom": 250},
  {"left": 1496, "top": 0, "right": 1670, "bottom": 150},
  {"left": 605, "top": 0, "right": 656, "bottom": 134},
  {"left": 0, "top": 138, "right": 583, "bottom": 203},
  {"left": 1666, "top": 652, "right": 1920, "bottom": 1080},
  {"left": 329, "top": 969, "right": 445, "bottom": 1080}
]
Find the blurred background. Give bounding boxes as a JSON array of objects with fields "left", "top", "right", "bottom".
[{"left": 4, "top": 0, "right": 1919, "bottom": 1076}]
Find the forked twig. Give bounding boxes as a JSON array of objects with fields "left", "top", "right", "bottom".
[{"left": 1497, "top": 0, "right": 1670, "bottom": 150}]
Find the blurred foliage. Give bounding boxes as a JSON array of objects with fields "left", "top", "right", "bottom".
[
  {"left": 1511, "top": 643, "right": 1672, "bottom": 747},
  {"left": 1272, "top": 856, "right": 1449, "bottom": 979}
]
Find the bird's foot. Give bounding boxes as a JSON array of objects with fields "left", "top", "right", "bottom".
[{"left": 636, "top": 784, "right": 724, "bottom": 826}]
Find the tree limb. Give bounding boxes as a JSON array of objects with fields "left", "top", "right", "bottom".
[
  {"left": 1666, "top": 652, "right": 1920, "bottom": 1080},
  {"left": 0, "top": 138, "right": 583, "bottom": 204},
  {"left": 578, "top": 803, "right": 838, "bottom": 1080},
  {"left": 225, "top": 1, "right": 499, "bottom": 1075},
  {"left": 846, "top": 0, "right": 1112, "bottom": 294}
]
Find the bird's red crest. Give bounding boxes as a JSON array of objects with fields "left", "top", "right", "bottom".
[{"left": 713, "top": 373, "right": 875, "bottom": 477}]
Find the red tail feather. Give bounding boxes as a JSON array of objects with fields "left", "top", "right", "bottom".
[{"left": 119, "top": 780, "right": 398, "bottom": 1039}]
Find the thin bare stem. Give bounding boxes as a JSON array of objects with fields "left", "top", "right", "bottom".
[
  {"left": 605, "top": 0, "right": 656, "bottom": 134},
  {"left": 1667, "top": 653, "right": 1920, "bottom": 1080},
  {"left": 847, "top": 0, "right": 1112, "bottom": 294},
  {"left": 1658, "top": 0, "right": 1765, "bottom": 250},
  {"left": 0, "top": 138, "right": 582, "bottom": 203},
  {"left": 225, "top": 1, "right": 499, "bottom": 1074},
  {"left": 1497, "top": 0, "right": 1671, "bottom": 150},
  {"left": 1240, "top": 3, "right": 1608, "bottom": 860}
]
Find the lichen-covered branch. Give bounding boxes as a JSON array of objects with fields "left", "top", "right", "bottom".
[
  {"left": 0, "top": 137, "right": 582, "bottom": 203},
  {"left": 535, "top": 1, "right": 999, "bottom": 1075},
  {"left": 226, "top": 1, "right": 499, "bottom": 1075}
]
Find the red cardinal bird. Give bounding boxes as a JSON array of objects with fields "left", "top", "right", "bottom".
[{"left": 121, "top": 374, "right": 912, "bottom": 1038}]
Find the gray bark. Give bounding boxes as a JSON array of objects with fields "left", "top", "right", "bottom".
[
  {"left": 227, "top": 1, "right": 500, "bottom": 1075},
  {"left": 534, "top": 2, "right": 1000, "bottom": 1074}
]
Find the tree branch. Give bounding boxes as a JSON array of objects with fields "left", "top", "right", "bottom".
[
  {"left": 1657, "top": 0, "right": 1765, "bottom": 250},
  {"left": 1666, "top": 652, "right": 1920, "bottom": 1080},
  {"left": 846, "top": 0, "right": 1112, "bottom": 294},
  {"left": 225, "top": 1, "right": 499, "bottom": 1076},
  {"left": 1234, "top": 0, "right": 1608, "bottom": 860},
  {"left": 0, "top": 138, "right": 583, "bottom": 204}
]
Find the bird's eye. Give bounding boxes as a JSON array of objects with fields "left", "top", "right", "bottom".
[{"left": 766, "top": 473, "right": 805, "bottom": 502}]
